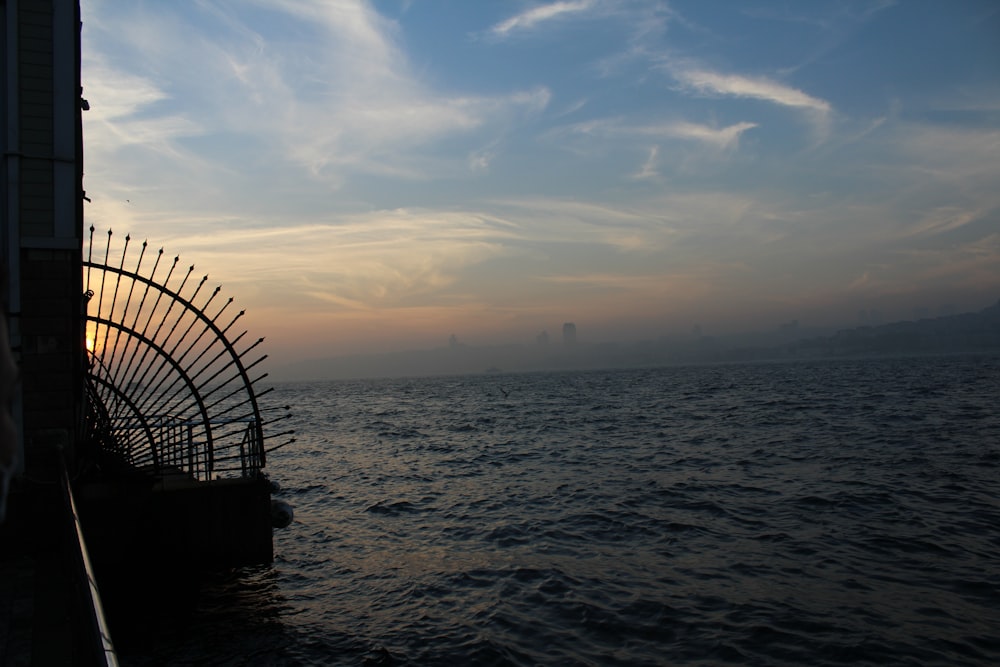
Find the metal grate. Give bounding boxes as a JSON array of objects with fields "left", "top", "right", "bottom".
[{"left": 82, "top": 227, "right": 293, "bottom": 481}]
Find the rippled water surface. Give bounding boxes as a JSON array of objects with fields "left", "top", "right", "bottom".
[{"left": 123, "top": 355, "right": 1000, "bottom": 665}]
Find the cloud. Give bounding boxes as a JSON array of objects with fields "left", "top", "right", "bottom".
[
  {"left": 490, "top": 1, "right": 594, "bottom": 38},
  {"left": 247, "top": 3, "right": 551, "bottom": 179},
  {"left": 894, "top": 124, "right": 1000, "bottom": 185},
  {"left": 468, "top": 139, "right": 502, "bottom": 172},
  {"left": 488, "top": 192, "right": 756, "bottom": 256},
  {"left": 151, "top": 191, "right": 762, "bottom": 317},
  {"left": 561, "top": 117, "right": 757, "bottom": 151},
  {"left": 145, "top": 210, "right": 525, "bottom": 314},
  {"left": 848, "top": 271, "right": 872, "bottom": 290},
  {"left": 905, "top": 207, "right": 984, "bottom": 239},
  {"left": 83, "top": 1, "right": 552, "bottom": 191},
  {"left": 81, "top": 49, "right": 205, "bottom": 163},
  {"left": 673, "top": 67, "right": 831, "bottom": 114},
  {"left": 665, "top": 64, "right": 832, "bottom": 143},
  {"left": 643, "top": 121, "right": 758, "bottom": 149},
  {"left": 633, "top": 145, "right": 660, "bottom": 179},
  {"left": 624, "top": 120, "right": 758, "bottom": 180},
  {"left": 81, "top": 58, "right": 167, "bottom": 120}
]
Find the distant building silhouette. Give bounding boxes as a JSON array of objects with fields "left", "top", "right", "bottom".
[
  {"left": 536, "top": 331, "right": 549, "bottom": 345},
  {"left": 562, "top": 322, "right": 577, "bottom": 346},
  {"left": 449, "top": 334, "right": 460, "bottom": 349}
]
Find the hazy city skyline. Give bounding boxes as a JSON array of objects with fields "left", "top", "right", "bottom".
[
  {"left": 274, "top": 299, "right": 1000, "bottom": 381},
  {"left": 80, "top": 1, "right": 1000, "bottom": 369}
]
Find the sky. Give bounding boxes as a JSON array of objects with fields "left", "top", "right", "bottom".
[{"left": 80, "top": 0, "right": 1000, "bottom": 368}]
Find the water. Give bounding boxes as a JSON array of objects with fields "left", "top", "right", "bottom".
[{"left": 120, "top": 355, "right": 1000, "bottom": 665}]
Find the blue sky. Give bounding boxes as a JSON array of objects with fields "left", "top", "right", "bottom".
[{"left": 81, "top": 1, "right": 1000, "bottom": 364}]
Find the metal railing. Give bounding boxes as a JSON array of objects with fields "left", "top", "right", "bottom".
[
  {"left": 60, "top": 460, "right": 119, "bottom": 667},
  {"left": 81, "top": 229, "right": 295, "bottom": 482},
  {"left": 100, "top": 414, "right": 268, "bottom": 481}
]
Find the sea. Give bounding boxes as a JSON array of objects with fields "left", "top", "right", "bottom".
[{"left": 118, "top": 354, "right": 1000, "bottom": 666}]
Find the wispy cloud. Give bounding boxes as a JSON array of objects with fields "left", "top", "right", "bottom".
[
  {"left": 490, "top": 1, "right": 594, "bottom": 38},
  {"left": 894, "top": 124, "right": 1000, "bottom": 184},
  {"left": 905, "top": 207, "right": 984, "bottom": 239},
  {"left": 81, "top": 58, "right": 167, "bottom": 120},
  {"left": 84, "top": 0, "right": 551, "bottom": 193},
  {"left": 673, "top": 67, "right": 831, "bottom": 114},
  {"left": 643, "top": 121, "right": 758, "bottom": 149},
  {"left": 632, "top": 145, "right": 660, "bottom": 179},
  {"left": 150, "top": 210, "right": 524, "bottom": 311},
  {"left": 562, "top": 117, "right": 757, "bottom": 151}
]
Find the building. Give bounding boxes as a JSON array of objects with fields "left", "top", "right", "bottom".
[
  {"left": 1, "top": 2, "right": 104, "bottom": 662},
  {"left": 562, "top": 322, "right": 577, "bottom": 346},
  {"left": 2, "top": 0, "right": 86, "bottom": 482}
]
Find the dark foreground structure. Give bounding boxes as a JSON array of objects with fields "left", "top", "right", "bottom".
[{"left": 2, "top": 2, "right": 291, "bottom": 663}]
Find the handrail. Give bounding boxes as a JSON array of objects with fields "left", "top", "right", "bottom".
[
  {"left": 59, "top": 461, "right": 120, "bottom": 667},
  {"left": 93, "top": 413, "right": 265, "bottom": 481}
]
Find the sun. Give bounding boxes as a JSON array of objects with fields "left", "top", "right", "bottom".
[{"left": 86, "top": 336, "right": 95, "bottom": 352}]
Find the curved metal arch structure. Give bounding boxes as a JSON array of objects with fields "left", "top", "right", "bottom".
[{"left": 83, "top": 227, "right": 293, "bottom": 481}]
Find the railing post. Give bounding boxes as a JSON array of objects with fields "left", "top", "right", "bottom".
[
  {"left": 206, "top": 423, "right": 214, "bottom": 481},
  {"left": 187, "top": 423, "right": 194, "bottom": 477}
]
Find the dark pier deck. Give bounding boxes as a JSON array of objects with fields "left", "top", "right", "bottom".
[
  {"left": 1, "top": 468, "right": 273, "bottom": 665},
  {"left": 1, "top": 469, "right": 116, "bottom": 666}
]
